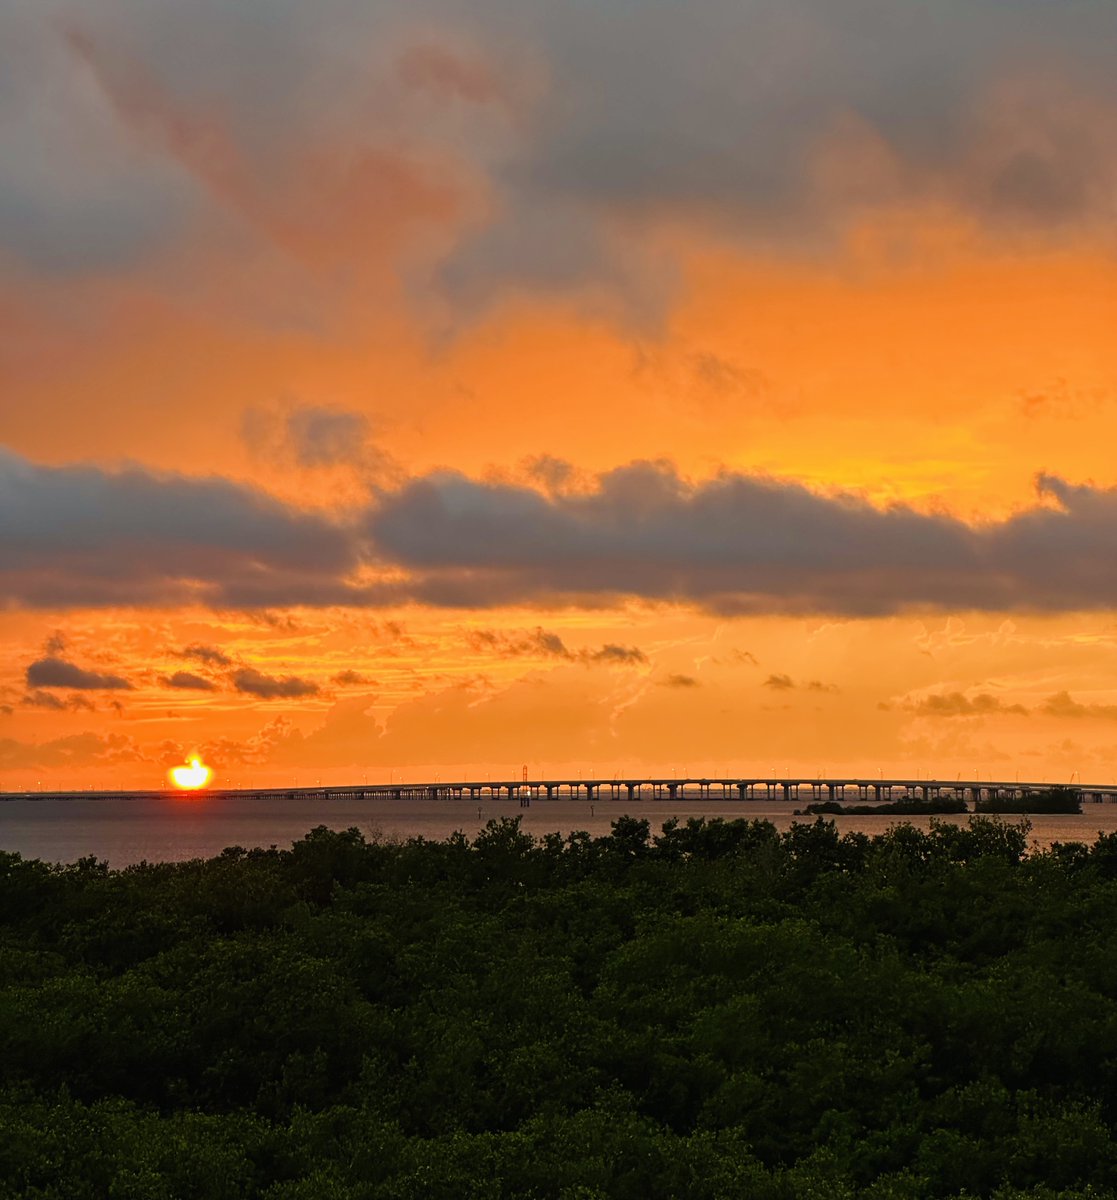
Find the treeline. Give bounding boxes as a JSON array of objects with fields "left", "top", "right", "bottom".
[
  {"left": 975, "top": 787, "right": 1082, "bottom": 815},
  {"left": 800, "top": 787, "right": 1081, "bottom": 817},
  {"left": 3, "top": 815, "right": 1117, "bottom": 1197},
  {"left": 798, "top": 796, "right": 968, "bottom": 817}
]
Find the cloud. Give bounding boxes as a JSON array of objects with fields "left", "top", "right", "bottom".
[
  {"left": 466, "top": 627, "right": 646, "bottom": 665},
  {"left": 522, "top": 455, "right": 577, "bottom": 494},
  {"left": 467, "top": 626, "right": 572, "bottom": 658},
  {"left": 179, "top": 644, "right": 232, "bottom": 667},
  {"left": 17, "top": 446, "right": 1117, "bottom": 617},
  {"left": 240, "top": 403, "right": 397, "bottom": 476},
  {"left": 0, "top": 447, "right": 360, "bottom": 609},
  {"left": 162, "top": 671, "right": 218, "bottom": 691},
  {"left": 396, "top": 40, "right": 512, "bottom": 107},
  {"left": 0, "top": 731, "right": 148, "bottom": 771},
  {"left": 584, "top": 644, "right": 646, "bottom": 665},
  {"left": 763, "top": 674, "right": 795, "bottom": 690},
  {"left": 760, "top": 674, "right": 836, "bottom": 692},
  {"left": 285, "top": 407, "right": 372, "bottom": 469},
  {"left": 1041, "top": 691, "right": 1117, "bottom": 720},
  {"left": 906, "top": 691, "right": 1029, "bottom": 717},
  {"left": 332, "top": 670, "right": 375, "bottom": 686},
  {"left": 25, "top": 656, "right": 132, "bottom": 691},
  {"left": 21, "top": 690, "right": 96, "bottom": 712},
  {"left": 232, "top": 667, "right": 319, "bottom": 700},
  {"left": 3, "top": 0, "right": 1114, "bottom": 317},
  {"left": 365, "top": 463, "right": 1117, "bottom": 616},
  {"left": 44, "top": 631, "right": 68, "bottom": 655},
  {"left": 660, "top": 673, "right": 700, "bottom": 688}
]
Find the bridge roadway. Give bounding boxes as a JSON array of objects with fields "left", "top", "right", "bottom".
[{"left": 2, "top": 777, "right": 1116, "bottom": 806}]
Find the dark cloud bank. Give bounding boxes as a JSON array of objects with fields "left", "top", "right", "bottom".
[{"left": 5, "top": 447, "right": 1117, "bottom": 617}]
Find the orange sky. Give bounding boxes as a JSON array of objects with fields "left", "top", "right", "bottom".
[{"left": 3, "top": 1, "right": 1117, "bottom": 789}]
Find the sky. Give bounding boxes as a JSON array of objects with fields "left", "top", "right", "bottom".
[{"left": 3, "top": 0, "right": 1117, "bottom": 789}]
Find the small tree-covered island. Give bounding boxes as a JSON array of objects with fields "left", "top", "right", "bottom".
[{"left": 5, "top": 815, "right": 1117, "bottom": 1198}]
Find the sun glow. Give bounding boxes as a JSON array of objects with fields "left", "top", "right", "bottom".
[{"left": 169, "top": 757, "right": 213, "bottom": 791}]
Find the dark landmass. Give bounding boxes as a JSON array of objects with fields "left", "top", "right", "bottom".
[
  {"left": 797, "top": 795, "right": 968, "bottom": 816},
  {"left": 974, "top": 786, "right": 1082, "bottom": 815},
  {"left": 4, "top": 814, "right": 1117, "bottom": 1197}
]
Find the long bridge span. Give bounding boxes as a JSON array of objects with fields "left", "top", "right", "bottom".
[{"left": 3, "top": 776, "right": 1116, "bottom": 805}]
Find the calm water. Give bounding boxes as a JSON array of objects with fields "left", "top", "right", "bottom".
[{"left": 3, "top": 793, "right": 1117, "bottom": 866}]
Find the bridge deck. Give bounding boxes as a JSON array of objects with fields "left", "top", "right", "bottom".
[{"left": 2, "top": 777, "right": 1115, "bottom": 804}]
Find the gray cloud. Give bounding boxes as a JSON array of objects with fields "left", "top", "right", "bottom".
[
  {"left": 466, "top": 627, "right": 646, "bottom": 665},
  {"left": 907, "top": 691, "right": 1028, "bottom": 718},
  {"left": 25, "top": 656, "right": 132, "bottom": 691},
  {"left": 1041, "top": 691, "right": 1117, "bottom": 720},
  {"left": 284, "top": 407, "right": 372, "bottom": 469},
  {"left": 21, "top": 690, "right": 96, "bottom": 711},
  {"left": 467, "top": 626, "right": 572, "bottom": 658},
  {"left": 241, "top": 404, "right": 389, "bottom": 472},
  {"left": 163, "top": 671, "right": 218, "bottom": 691},
  {"left": 0, "top": 447, "right": 361, "bottom": 609},
  {"left": 3, "top": 0, "right": 1115, "bottom": 307},
  {"left": 661, "top": 673, "right": 700, "bottom": 688},
  {"left": 233, "top": 667, "right": 319, "bottom": 700},
  {"left": 584, "top": 643, "right": 646, "bottom": 665},
  {"left": 179, "top": 644, "right": 232, "bottom": 668},
  {"left": 332, "top": 669, "right": 375, "bottom": 686},
  {"left": 14, "top": 445, "right": 1117, "bottom": 617},
  {"left": 365, "top": 463, "right": 1117, "bottom": 616},
  {"left": 763, "top": 674, "right": 796, "bottom": 690},
  {"left": 761, "top": 675, "right": 838, "bottom": 692}
]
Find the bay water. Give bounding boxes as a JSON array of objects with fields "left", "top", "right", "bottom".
[{"left": 3, "top": 792, "right": 1117, "bottom": 867}]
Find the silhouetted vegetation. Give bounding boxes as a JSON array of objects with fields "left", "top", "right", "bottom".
[
  {"left": 975, "top": 786, "right": 1082, "bottom": 815},
  {"left": 798, "top": 795, "right": 968, "bottom": 816},
  {"left": 4, "top": 814, "right": 1117, "bottom": 1196}
]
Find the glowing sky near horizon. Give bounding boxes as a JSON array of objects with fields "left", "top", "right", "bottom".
[{"left": 3, "top": 0, "right": 1117, "bottom": 789}]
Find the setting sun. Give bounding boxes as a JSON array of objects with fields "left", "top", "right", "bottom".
[{"left": 169, "top": 757, "right": 213, "bottom": 791}]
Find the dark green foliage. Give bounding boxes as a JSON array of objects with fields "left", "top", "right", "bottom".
[
  {"left": 975, "top": 788, "right": 1082, "bottom": 815},
  {"left": 2, "top": 816, "right": 1117, "bottom": 1197},
  {"left": 800, "top": 797, "right": 968, "bottom": 816}
]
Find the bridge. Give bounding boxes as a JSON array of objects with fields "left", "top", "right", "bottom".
[{"left": 2, "top": 776, "right": 1115, "bottom": 805}]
